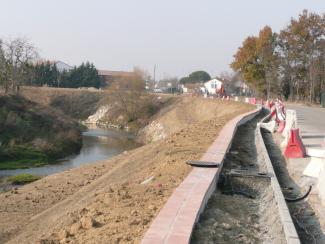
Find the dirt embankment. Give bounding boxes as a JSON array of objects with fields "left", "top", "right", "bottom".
[
  {"left": 20, "top": 87, "right": 174, "bottom": 131},
  {"left": 0, "top": 97, "right": 254, "bottom": 244}
]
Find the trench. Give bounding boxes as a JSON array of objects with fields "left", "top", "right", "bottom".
[
  {"left": 262, "top": 131, "right": 325, "bottom": 244},
  {"left": 191, "top": 114, "right": 287, "bottom": 244}
]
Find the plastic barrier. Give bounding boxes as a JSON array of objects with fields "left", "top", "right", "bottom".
[
  {"left": 276, "top": 105, "right": 286, "bottom": 121},
  {"left": 248, "top": 97, "right": 256, "bottom": 104},
  {"left": 268, "top": 100, "right": 274, "bottom": 109},
  {"left": 282, "top": 109, "right": 297, "bottom": 137},
  {"left": 284, "top": 128, "right": 306, "bottom": 158},
  {"left": 270, "top": 106, "right": 278, "bottom": 122},
  {"left": 277, "top": 120, "right": 286, "bottom": 133}
]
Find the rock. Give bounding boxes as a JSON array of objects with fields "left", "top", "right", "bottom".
[
  {"left": 237, "top": 233, "right": 244, "bottom": 238},
  {"left": 129, "top": 218, "right": 141, "bottom": 226},
  {"left": 140, "top": 176, "right": 155, "bottom": 185},
  {"left": 138, "top": 121, "right": 166, "bottom": 143},
  {"left": 69, "top": 222, "right": 81, "bottom": 235},
  {"left": 80, "top": 216, "right": 97, "bottom": 229},
  {"left": 59, "top": 238, "right": 67, "bottom": 244},
  {"left": 57, "top": 229, "right": 68, "bottom": 240},
  {"left": 142, "top": 218, "right": 150, "bottom": 225},
  {"left": 148, "top": 205, "right": 157, "bottom": 211},
  {"left": 222, "top": 223, "right": 232, "bottom": 230},
  {"left": 85, "top": 105, "right": 110, "bottom": 124}
]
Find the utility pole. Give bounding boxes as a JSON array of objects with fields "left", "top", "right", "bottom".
[{"left": 153, "top": 64, "right": 156, "bottom": 84}]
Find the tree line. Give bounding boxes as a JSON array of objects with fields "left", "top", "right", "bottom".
[
  {"left": 28, "top": 61, "right": 102, "bottom": 88},
  {"left": 0, "top": 37, "right": 102, "bottom": 93},
  {"left": 179, "top": 70, "right": 211, "bottom": 84},
  {"left": 231, "top": 10, "right": 325, "bottom": 102}
]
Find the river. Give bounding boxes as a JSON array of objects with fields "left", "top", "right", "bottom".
[{"left": 0, "top": 127, "right": 140, "bottom": 188}]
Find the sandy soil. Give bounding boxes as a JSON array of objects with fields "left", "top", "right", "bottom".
[{"left": 0, "top": 97, "right": 253, "bottom": 244}]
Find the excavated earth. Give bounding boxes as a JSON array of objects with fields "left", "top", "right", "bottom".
[
  {"left": 191, "top": 113, "right": 286, "bottom": 244},
  {"left": 0, "top": 97, "right": 253, "bottom": 244}
]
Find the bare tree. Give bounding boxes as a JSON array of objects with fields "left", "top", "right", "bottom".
[{"left": 0, "top": 38, "right": 38, "bottom": 94}]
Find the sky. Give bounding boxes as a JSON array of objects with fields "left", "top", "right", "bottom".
[{"left": 0, "top": 0, "right": 324, "bottom": 80}]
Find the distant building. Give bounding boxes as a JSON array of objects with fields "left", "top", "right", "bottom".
[
  {"left": 204, "top": 78, "right": 223, "bottom": 94},
  {"left": 35, "top": 60, "right": 74, "bottom": 72},
  {"left": 55, "top": 61, "right": 74, "bottom": 72}
]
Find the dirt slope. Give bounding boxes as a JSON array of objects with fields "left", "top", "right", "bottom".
[{"left": 0, "top": 97, "right": 254, "bottom": 244}]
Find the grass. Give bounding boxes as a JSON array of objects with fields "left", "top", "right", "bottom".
[
  {"left": 0, "top": 146, "right": 49, "bottom": 170},
  {"left": 0, "top": 159, "right": 48, "bottom": 170},
  {"left": 7, "top": 173, "right": 41, "bottom": 185}
]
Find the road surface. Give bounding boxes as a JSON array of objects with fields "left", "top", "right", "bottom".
[{"left": 286, "top": 104, "right": 325, "bottom": 155}]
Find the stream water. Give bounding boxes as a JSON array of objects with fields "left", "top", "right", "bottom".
[{"left": 0, "top": 127, "right": 140, "bottom": 188}]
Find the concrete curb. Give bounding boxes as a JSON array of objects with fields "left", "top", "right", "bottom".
[
  {"left": 141, "top": 108, "right": 261, "bottom": 244},
  {"left": 258, "top": 114, "right": 300, "bottom": 244}
]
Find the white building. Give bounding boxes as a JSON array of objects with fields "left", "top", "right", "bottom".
[
  {"left": 204, "top": 78, "right": 223, "bottom": 94},
  {"left": 55, "top": 61, "right": 74, "bottom": 72}
]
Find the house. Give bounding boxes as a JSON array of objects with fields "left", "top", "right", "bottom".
[
  {"left": 36, "top": 60, "right": 74, "bottom": 72},
  {"left": 204, "top": 78, "right": 223, "bottom": 94},
  {"left": 55, "top": 61, "right": 74, "bottom": 72}
]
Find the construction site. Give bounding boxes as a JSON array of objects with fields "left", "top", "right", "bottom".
[{"left": 0, "top": 86, "right": 324, "bottom": 244}]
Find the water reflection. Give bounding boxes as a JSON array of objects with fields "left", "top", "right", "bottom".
[{"left": 0, "top": 127, "right": 140, "bottom": 178}]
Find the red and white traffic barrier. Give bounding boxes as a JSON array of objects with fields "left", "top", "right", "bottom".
[{"left": 284, "top": 128, "right": 306, "bottom": 158}]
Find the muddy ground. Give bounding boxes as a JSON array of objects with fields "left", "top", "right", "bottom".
[
  {"left": 191, "top": 114, "right": 286, "bottom": 244},
  {"left": 0, "top": 97, "right": 253, "bottom": 244},
  {"left": 263, "top": 132, "right": 325, "bottom": 244}
]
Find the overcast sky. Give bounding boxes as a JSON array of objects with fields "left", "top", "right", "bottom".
[{"left": 1, "top": 0, "right": 324, "bottom": 79}]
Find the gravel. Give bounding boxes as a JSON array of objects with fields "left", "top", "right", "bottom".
[{"left": 191, "top": 114, "right": 286, "bottom": 244}]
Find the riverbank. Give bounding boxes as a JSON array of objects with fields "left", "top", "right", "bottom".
[
  {"left": 0, "top": 97, "right": 254, "bottom": 243},
  {"left": 0, "top": 127, "right": 140, "bottom": 193},
  {"left": 0, "top": 95, "right": 83, "bottom": 170},
  {"left": 1, "top": 87, "right": 168, "bottom": 170}
]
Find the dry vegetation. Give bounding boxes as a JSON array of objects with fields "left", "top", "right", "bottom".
[{"left": 0, "top": 94, "right": 82, "bottom": 169}]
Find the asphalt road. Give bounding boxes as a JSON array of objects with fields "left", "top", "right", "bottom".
[{"left": 286, "top": 104, "right": 325, "bottom": 150}]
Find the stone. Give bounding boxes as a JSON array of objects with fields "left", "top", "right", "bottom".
[
  {"left": 222, "top": 223, "right": 232, "bottom": 230},
  {"left": 57, "top": 229, "right": 68, "bottom": 240},
  {"left": 129, "top": 218, "right": 141, "bottom": 226},
  {"left": 148, "top": 205, "right": 157, "bottom": 211},
  {"left": 69, "top": 222, "right": 81, "bottom": 235},
  {"left": 80, "top": 216, "right": 96, "bottom": 229}
]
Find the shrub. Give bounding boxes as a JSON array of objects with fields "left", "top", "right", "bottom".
[{"left": 8, "top": 173, "right": 41, "bottom": 185}]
